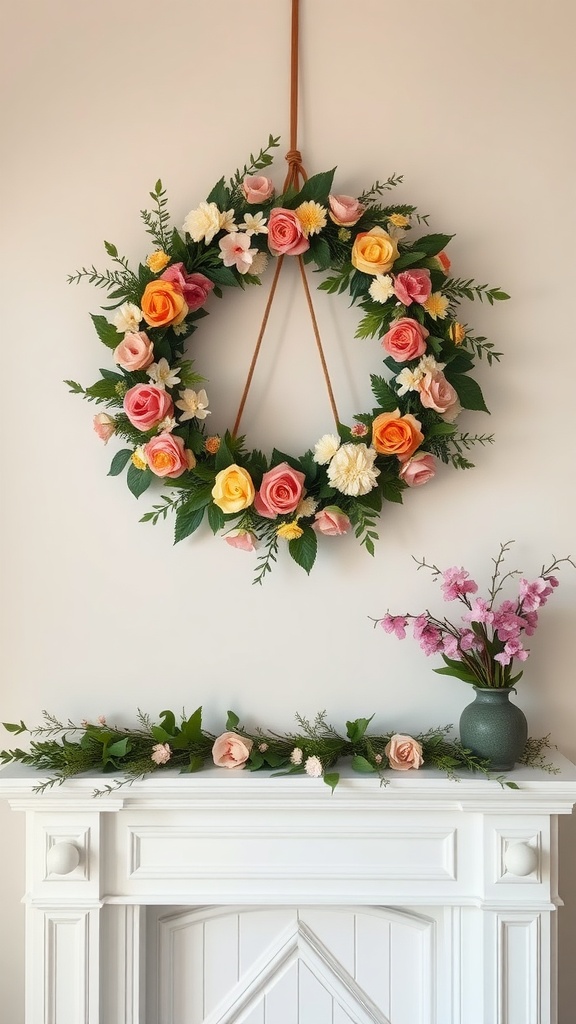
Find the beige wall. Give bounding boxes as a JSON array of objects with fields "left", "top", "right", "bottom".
[{"left": 1, "top": 0, "right": 575, "bottom": 1018}]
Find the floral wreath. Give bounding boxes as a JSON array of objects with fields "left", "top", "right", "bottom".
[{"left": 67, "top": 136, "right": 508, "bottom": 583}]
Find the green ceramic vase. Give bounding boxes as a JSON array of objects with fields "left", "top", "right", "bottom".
[{"left": 459, "top": 687, "right": 528, "bottom": 771}]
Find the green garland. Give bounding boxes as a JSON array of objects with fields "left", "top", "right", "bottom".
[{"left": 1, "top": 709, "right": 554, "bottom": 794}]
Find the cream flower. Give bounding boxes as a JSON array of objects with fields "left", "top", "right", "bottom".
[
  {"left": 313, "top": 433, "right": 341, "bottom": 465},
  {"left": 424, "top": 292, "right": 450, "bottom": 320},
  {"left": 114, "top": 302, "right": 142, "bottom": 334},
  {"left": 418, "top": 354, "right": 445, "bottom": 375},
  {"left": 396, "top": 366, "right": 425, "bottom": 396},
  {"left": 327, "top": 443, "right": 380, "bottom": 497},
  {"left": 296, "top": 201, "right": 327, "bottom": 237},
  {"left": 147, "top": 358, "right": 181, "bottom": 390},
  {"left": 176, "top": 388, "right": 211, "bottom": 421},
  {"left": 219, "top": 232, "right": 257, "bottom": 274},
  {"left": 304, "top": 755, "right": 323, "bottom": 778},
  {"left": 239, "top": 212, "right": 268, "bottom": 236},
  {"left": 173, "top": 321, "right": 189, "bottom": 336},
  {"left": 151, "top": 743, "right": 171, "bottom": 765},
  {"left": 131, "top": 446, "right": 148, "bottom": 470},
  {"left": 368, "top": 274, "right": 395, "bottom": 304},
  {"left": 219, "top": 208, "right": 237, "bottom": 233},
  {"left": 295, "top": 496, "right": 318, "bottom": 519},
  {"left": 183, "top": 201, "right": 222, "bottom": 244},
  {"left": 157, "top": 416, "right": 176, "bottom": 433},
  {"left": 290, "top": 747, "right": 303, "bottom": 765},
  {"left": 250, "top": 251, "right": 269, "bottom": 276}
]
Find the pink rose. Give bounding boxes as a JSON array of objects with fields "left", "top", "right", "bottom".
[
  {"left": 212, "top": 732, "right": 254, "bottom": 769},
  {"left": 398, "top": 452, "right": 436, "bottom": 487},
  {"left": 381, "top": 318, "right": 429, "bottom": 362},
  {"left": 313, "top": 506, "right": 351, "bottom": 536},
  {"left": 93, "top": 412, "right": 116, "bottom": 443},
  {"left": 254, "top": 462, "right": 306, "bottom": 518},
  {"left": 225, "top": 529, "right": 257, "bottom": 552},
  {"left": 151, "top": 743, "right": 171, "bottom": 765},
  {"left": 123, "top": 384, "right": 174, "bottom": 431},
  {"left": 114, "top": 331, "right": 155, "bottom": 371},
  {"left": 384, "top": 734, "right": 424, "bottom": 771},
  {"left": 419, "top": 372, "right": 461, "bottom": 422},
  {"left": 144, "top": 432, "right": 191, "bottom": 478},
  {"left": 393, "top": 269, "right": 432, "bottom": 306},
  {"left": 328, "top": 194, "right": 365, "bottom": 226},
  {"left": 242, "top": 174, "right": 275, "bottom": 204},
  {"left": 268, "top": 208, "right": 310, "bottom": 257},
  {"left": 160, "top": 263, "right": 214, "bottom": 312}
]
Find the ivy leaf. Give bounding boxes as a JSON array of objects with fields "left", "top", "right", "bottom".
[
  {"left": 158, "top": 709, "right": 177, "bottom": 736},
  {"left": 180, "top": 708, "right": 204, "bottom": 743},
  {"left": 180, "top": 756, "right": 205, "bottom": 774},
  {"left": 107, "top": 738, "right": 131, "bottom": 758},
  {"left": 351, "top": 755, "right": 377, "bottom": 774},
  {"left": 346, "top": 715, "right": 374, "bottom": 743},
  {"left": 91, "top": 314, "right": 120, "bottom": 349},
  {"left": 288, "top": 526, "right": 317, "bottom": 575},
  {"left": 323, "top": 772, "right": 340, "bottom": 793},
  {"left": 226, "top": 710, "right": 240, "bottom": 730},
  {"left": 127, "top": 465, "right": 152, "bottom": 498},
  {"left": 174, "top": 503, "right": 205, "bottom": 543},
  {"left": 445, "top": 372, "right": 489, "bottom": 412},
  {"left": 108, "top": 449, "right": 132, "bottom": 477}
]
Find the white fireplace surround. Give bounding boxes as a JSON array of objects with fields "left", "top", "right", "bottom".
[{"left": 2, "top": 756, "right": 576, "bottom": 1024}]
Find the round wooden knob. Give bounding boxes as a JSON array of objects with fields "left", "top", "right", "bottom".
[
  {"left": 504, "top": 842, "right": 538, "bottom": 877},
  {"left": 46, "top": 842, "right": 81, "bottom": 876}
]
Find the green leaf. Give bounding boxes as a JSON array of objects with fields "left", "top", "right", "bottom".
[
  {"left": 203, "top": 265, "right": 239, "bottom": 288},
  {"left": 392, "top": 251, "right": 427, "bottom": 270},
  {"left": 174, "top": 503, "right": 205, "bottom": 543},
  {"left": 104, "top": 240, "right": 118, "bottom": 258},
  {"left": 505, "top": 781, "right": 520, "bottom": 790},
  {"left": 425, "top": 422, "right": 457, "bottom": 438},
  {"left": 85, "top": 378, "right": 123, "bottom": 403},
  {"left": 107, "top": 738, "right": 131, "bottom": 758},
  {"left": 226, "top": 710, "right": 240, "bottom": 730},
  {"left": 108, "top": 449, "right": 132, "bottom": 477},
  {"left": 346, "top": 715, "right": 374, "bottom": 743},
  {"left": 215, "top": 437, "right": 234, "bottom": 471},
  {"left": 434, "top": 665, "right": 479, "bottom": 684},
  {"left": 91, "top": 314, "right": 121, "bottom": 349},
  {"left": 309, "top": 236, "right": 332, "bottom": 271},
  {"left": 288, "top": 526, "right": 317, "bottom": 575},
  {"left": 192, "top": 463, "right": 217, "bottom": 483},
  {"left": 293, "top": 169, "right": 335, "bottom": 205},
  {"left": 323, "top": 772, "right": 340, "bottom": 793},
  {"left": 127, "top": 465, "right": 152, "bottom": 498},
  {"left": 158, "top": 709, "right": 177, "bottom": 735},
  {"left": 181, "top": 708, "right": 204, "bottom": 743},
  {"left": 2, "top": 720, "right": 27, "bottom": 735},
  {"left": 184, "top": 486, "right": 213, "bottom": 512},
  {"left": 370, "top": 374, "right": 398, "bottom": 411},
  {"left": 180, "top": 755, "right": 205, "bottom": 774},
  {"left": 206, "top": 176, "right": 231, "bottom": 209},
  {"left": 445, "top": 372, "right": 489, "bottom": 413},
  {"left": 351, "top": 755, "right": 377, "bottom": 774},
  {"left": 207, "top": 502, "right": 225, "bottom": 534},
  {"left": 412, "top": 233, "right": 453, "bottom": 256}
]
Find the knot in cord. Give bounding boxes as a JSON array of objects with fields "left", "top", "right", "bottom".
[{"left": 283, "top": 148, "right": 307, "bottom": 190}]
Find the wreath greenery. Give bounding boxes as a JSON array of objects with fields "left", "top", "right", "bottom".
[{"left": 67, "top": 136, "right": 508, "bottom": 582}]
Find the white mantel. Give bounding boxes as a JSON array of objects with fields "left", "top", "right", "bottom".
[{"left": 2, "top": 757, "right": 576, "bottom": 1024}]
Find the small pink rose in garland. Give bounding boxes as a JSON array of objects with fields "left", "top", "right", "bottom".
[{"left": 66, "top": 136, "right": 509, "bottom": 582}]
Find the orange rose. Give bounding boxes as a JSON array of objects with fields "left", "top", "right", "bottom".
[
  {"left": 351, "top": 226, "right": 399, "bottom": 275},
  {"left": 141, "top": 280, "right": 188, "bottom": 328},
  {"left": 372, "top": 409, "right": 424, "bottom": 460}
]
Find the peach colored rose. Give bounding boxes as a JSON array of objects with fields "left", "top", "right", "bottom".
[
  {"left": 144, "top": 432, "right": 191, "bottom": 478},
  {"left": 242, "top": 174, "right": 275, "bottom": 204},
  {"left": 114, "top": 331, "right": 154, "bottom": 371},
  {"left": 419, "top": 372, "right": 461, "bottom": 422},
  {"left": 384, "top": 734, "right": 424, "bottom": 771},
  {"left": 328, "top": 194, "right": 365, "bottom": 226},
  {"left": 267, "top": 208, "right": 310, "bottom": 256},
  {"left": 254, "top": 462, "right": 305, "bottom": 518},
  {"left": 141, "top": 280, "right": 188, "bottom": 328},
  {"left": 93, "top": 412, "right": 116, "bottom": 443},
  {"left": 225, "top": 529, "right": 257, "bottom": 552},
  {"left": 151, "top": 742, "right": 171, "bottom": 765},
  {"left": 211, "top": 464, "right": 255, "bottom": 514},
  {"left": 393, "top": 269, "right": 432, "bottom": 306},
  {"left": 212, "top": 732, "right": 254, "bottom": 769},
  {"left": 372, "top": 409, "right": 424, "bottom": 461},
  {"left": 399, "top": 452, "right": 436, "bottom": 487},
  {"left": 160, "top": 263, "right": 214, "bottom": 311},
  {"left": 313, "top": 506, "right": 351, "bottom": 536},
  {"left": 381, "top": 318, "right": 429, "bottom": 362},
  {"left": 124, "top": 384, "right": 174, "bottom": 431},
  {"left": 351, "top": 227, "right": 398, "bottom": 275}
]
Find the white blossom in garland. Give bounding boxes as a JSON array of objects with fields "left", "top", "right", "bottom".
[
  {"left": 327, "top": 443, "right": 380, "bottom": 497},
  {"left": 313, "top": 433, "right": 341, "bottom": 465}
]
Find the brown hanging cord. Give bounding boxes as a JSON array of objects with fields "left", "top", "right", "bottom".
[{"left": 232, "top": 0, "right": 339, "bottom": 438}]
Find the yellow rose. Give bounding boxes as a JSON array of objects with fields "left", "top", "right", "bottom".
[
  {"left": 211, "top": 465, "right": 255, "bottom": 514},
  {"left": 146, "top": 250, "right": 170, "bottom": 273},
  {"left": 351, "top": 227, "right": 399, "bottom": 275},
  {"left": 277, "top": 521, "right": 304, "bottom": 541}
]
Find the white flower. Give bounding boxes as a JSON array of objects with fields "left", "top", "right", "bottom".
[
  {"left": 290, "top": 747, "right": 303, "bottom": 766},
  {"left": 305, "top": 755, "right": 323, "bottom": 778},
  {"left": 176, "top": 388, "right": 211, "bottom": 422},
  {"left": 183, "top": 201, "right": 222, "bottom": 244},
  {"left": 113, "top": 302, "right": 142, "bottom": 334},
  {"left": 368, "top": 274, "right": 395, "bottom": 304},
  {"left": 327, "top": 443, "right": 380, "bottom": 497},
  {"left": 396, "top": 366, "right": 425, "bottom": 396},
  {"left": 418, "top": 354, "right": 445, "bottom": 375},
  {"left": 173, "top": 321, "right": 189, "bottom": 337},
  {"left": 157, "top": 416, "right": 176, "bottom": 433},
  {"left": 148, "top": 358, "right": 181, "bottom": 390},
  {"left": 250, "top": 251, "right": 269, "bottom": 277},
  {"left": 219, "top": 208, "right": 237, "bottom": 233},
  {"left": 296, "top": 496, "right": 318, "bottom": 519},
  {"left": 313, "top": 433, "right": 341, "bottom": 465},
  {"left": 219, "top": 232, "right": 257, "bottom": 275},
  {"left": 239, "top": 212, "right": 268, "bottom": 236}
]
